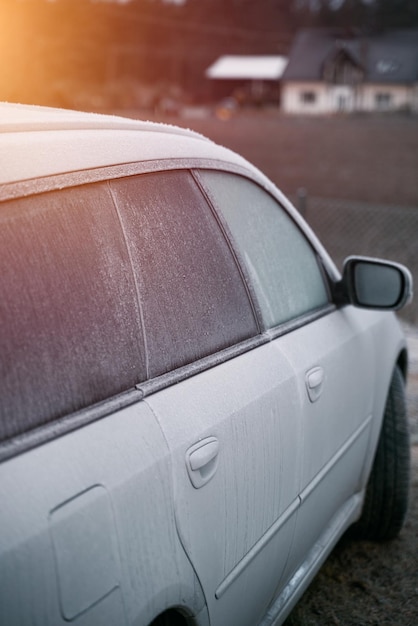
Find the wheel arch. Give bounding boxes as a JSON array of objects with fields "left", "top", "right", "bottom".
[
  {"left": 349, "top": 361, "right": 410, "bottom": 541},
  {"left": 148, "top": 604, "right": 209, "bottom": 626}
]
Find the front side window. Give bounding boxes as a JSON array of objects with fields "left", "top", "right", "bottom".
[{"left": 198, "top": 171, "right": 329, "bottom": 329}]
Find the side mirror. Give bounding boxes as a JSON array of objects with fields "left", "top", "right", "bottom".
[{"left": 337, "top": 256, "right": 413, "bottom": 311}]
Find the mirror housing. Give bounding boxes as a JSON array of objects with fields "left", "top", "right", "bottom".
[{"left": 336, "top": 256, "right": 413, "bottom": 311}]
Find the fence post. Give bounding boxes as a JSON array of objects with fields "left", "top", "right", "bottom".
[{"left": 297, "top": 187, "right": 307, "bottom": 218}]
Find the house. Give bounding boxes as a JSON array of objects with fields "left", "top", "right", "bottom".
[
  {"left": 282, "top": 29, "right": 418, "bottom": 114},
  {"left": 205, "top": 55, "right": 288, "bottom": 104}
]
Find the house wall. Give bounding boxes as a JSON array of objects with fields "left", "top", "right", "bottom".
[
  {"left": 413, "top": 86, "right": 418, "bottom": 113},
  {"left": 282, "top": 82, "right": 328, "bottom": 114},
  {"left": 282, "top": 82, "right": 358, "bottom": 114},
  {"left": 361, "top": 84, "right": 414, "bottom": 112},
  {"left": 283, "top": 82, "right": 417, "bottom": 115}
]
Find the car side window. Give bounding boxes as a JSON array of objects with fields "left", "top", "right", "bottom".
[
  {"left": 198, "top": 171, "right": 329, "bottom": 329},
  {"left": 0, "top": 183, "right": 145, "bottom": 442},
  {"left": 110, "top": 171, "right": 258, "bottom": 378}
]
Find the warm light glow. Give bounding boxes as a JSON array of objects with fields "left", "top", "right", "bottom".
[{"left": 0, "top": 1, "right": 116, "bottom": 107}]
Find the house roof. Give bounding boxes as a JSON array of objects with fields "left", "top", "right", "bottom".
[
  {"left": 282, "top": 29, "right": 418, "bottom": 85},
  {"left": 205, "top": 55, "right": 288, "bottom": 80}
]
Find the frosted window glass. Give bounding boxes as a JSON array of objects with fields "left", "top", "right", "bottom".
[
  {"left": 199, "top": 171, "right": 329, "bottom": 328},
  {"left": 0, "top": 184, "right": 144, "bottom": 441},
  {"left": 111, "top": 171, "right": 257, "bottom": 377}
]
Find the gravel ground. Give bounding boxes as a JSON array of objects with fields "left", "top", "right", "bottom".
[{"left": 284, "top": 323, "right": 418, "bottom": 626}]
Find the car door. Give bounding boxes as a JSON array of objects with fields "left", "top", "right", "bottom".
[
  {"left": 110, "top": 170, "right": 302, "bottom": 626},
  {"left": 273, "top": 307, "right": 374, "bottom": 586},
  {"left": 198, "top": 170, "right": 375, "bottom": 592}
]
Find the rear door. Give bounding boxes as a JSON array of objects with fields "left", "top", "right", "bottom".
[
  {"left": 146, "top": 345, "right": 300, "bottom": 626},
  {"left": 111, "top": 170, "right": 301, "bottom": 626}
]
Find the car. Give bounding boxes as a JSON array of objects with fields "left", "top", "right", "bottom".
[{"left": 0, "top": 102, "right": 413, "bottom": 626}]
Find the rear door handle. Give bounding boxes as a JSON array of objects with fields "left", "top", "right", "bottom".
[
  {"left": 186, "top": 437, "right": 219, "bottom": 488},
  {"left": 306, "top": 366, "right": 324, "bottom": 402}
]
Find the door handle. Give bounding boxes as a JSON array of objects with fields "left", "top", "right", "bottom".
[
  {"left": 306, "top": 366, "right": 324, "bottom": 402},
  {"left": 186, "top": 437, "right": 219, "bottom": 488}
]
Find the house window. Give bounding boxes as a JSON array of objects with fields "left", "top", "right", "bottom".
[
  {"left": 375, "top": 92, "right": 392, "bottom": 110},
  {"left": 300, "top": 91, "right": 316, "bottom": 104}
]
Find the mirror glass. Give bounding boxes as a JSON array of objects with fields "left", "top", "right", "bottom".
[{"left": 354, "top": 262, "right": 402, "bottom": 307}]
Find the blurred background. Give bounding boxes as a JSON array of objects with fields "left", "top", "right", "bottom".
[
  {"left": 1, "top": 0, "right": 417, "bottom": 324},
  {"left": 1, "top": 0, "right": 418, "bottom": 111}
]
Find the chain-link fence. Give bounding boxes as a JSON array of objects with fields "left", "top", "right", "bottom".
[{"left": 294, "top": 195, "right": 418, "bottom": 326}]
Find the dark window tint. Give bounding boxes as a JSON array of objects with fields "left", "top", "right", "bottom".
[
  {"left": 110, "top": 171, "right": 257, "bottom": 377},
  {"left": 198, "top": 171, "right": 329, "bottom": 329},
  {"left": 0, "top": 184, "right": 144, "bottom": 442}
]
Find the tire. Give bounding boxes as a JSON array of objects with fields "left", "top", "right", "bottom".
[
  {"left": 149, "top": 610, "right": 189, "bottom": 626},
  {"left": 350, "top": 364, "right": 410, "bottom": 541}
]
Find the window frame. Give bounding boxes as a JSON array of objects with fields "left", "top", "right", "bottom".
[
  {"left": 0, "top": 161, "right": 338, "bottom": 461},
  {"left": 0, "top": 164, "right": 263, "bottom": 459}
]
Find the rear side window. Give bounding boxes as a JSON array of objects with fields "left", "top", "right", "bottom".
[
  {"left": 0, "top": 183, "right": 145, "bottom": 442},
  {"left": 110, "top": 171, "right": 258, "bottom": 377},
  {"left": 198, "top": 171, "right": 329, "bottom": 329}
]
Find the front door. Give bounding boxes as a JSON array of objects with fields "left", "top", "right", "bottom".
[
  {"left": 274, "top": 307, "right": 374, "bottom": 585},
  {"left": 333, "top": 86, "right": 354, "bottom": 112}
]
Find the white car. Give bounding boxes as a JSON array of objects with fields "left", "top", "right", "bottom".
[{"left": 0, "top": 103, "right": 413, "bottom": 626}]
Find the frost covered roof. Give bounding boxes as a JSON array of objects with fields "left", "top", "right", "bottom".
[
  {"left": 206, "top": 55, "right": 288, "bottom": 80},
  {"left": 0, "top": 103, "right": 260, "bottom": 185},
  {"left": 0, "top": 101, "right": 204, "bottom": 137},
  {"left": 282, "top": 29, "right": 418, "bottom": 85}
]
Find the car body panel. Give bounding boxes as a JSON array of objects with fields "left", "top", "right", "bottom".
[
  {"left": 0, "top": 403, "right": 205, "bottom": 626},
  {"left": 145, "top": 341, "right": 301, "bottom": 626},
  {"left": 1, "top": 103, "right": 244, "bottom": 186},
  {"left": 275, "top": 306, "right": 375, "bottom": 586}
]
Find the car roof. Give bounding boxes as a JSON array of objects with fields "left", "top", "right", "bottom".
[
  {"left": 0, "top": 103, "right": 342, "bottom": 284},
  {"left": 0, "top": 102, "right": 203, "bottom": 135},
  {"left": 0, "top": 102, "right": 255, "bottom": 185}
]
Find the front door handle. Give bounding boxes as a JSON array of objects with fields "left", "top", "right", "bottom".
[
  {"left": 306, "top": 366, "right": 324, "bottom": 402},
  {"left": 186, "top": 437, "right": 219, "bottom": 488}
]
